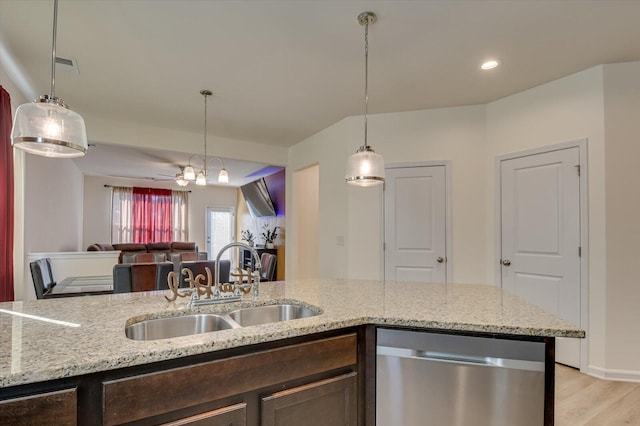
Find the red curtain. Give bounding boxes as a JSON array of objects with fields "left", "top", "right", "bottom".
[
  {"left": 0, "top": 86, "right": 14, "bottom": 302},
  {"left": 132, "top": 187, "right": 172, "bottom": 243}
]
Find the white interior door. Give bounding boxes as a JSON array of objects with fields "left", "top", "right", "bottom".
[
  {"left": 206, "top": 207, "right": 234, "bottom": 261},
  {"left": 384, "top": 166, "right": 447, "bottom": 283},
  {"left": 500, "top": 147, "right": 581, "bottom": 367}
]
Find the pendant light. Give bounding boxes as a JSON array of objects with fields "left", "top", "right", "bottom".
[
  {"left": 196, "top": 89, "right": 212, "bottom": 186},
  {"left": 345, "top": 11, "right": 385, "bottom": 187},
  {"left": 218, "top": 166, "right": 229, "bottom": 184},
  {"left": 11, "top": 0, "right": 87, "bottom": 158}
]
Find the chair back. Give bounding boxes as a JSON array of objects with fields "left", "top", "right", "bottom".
[
  {"left": 30, "top": 258, "right": 56, "bottom": 299},
  {"left": 121, "top": 252, "right": 166, "bottom": 264},
  {"left": 259, "top": 253, "right": 277, "bottom": 281},
  {"left": 178, "top": 260, "right": 231, "bottom": 288},
  {"left": 169, "top": 252, "right": 199, "bottom": 273},
  {"left": 113, "top": 262, "right": 173, "bottom": 293}
]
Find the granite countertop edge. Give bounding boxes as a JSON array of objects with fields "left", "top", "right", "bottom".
[{"left": 0, "top": 279, "right": 585, "bottom": 388}]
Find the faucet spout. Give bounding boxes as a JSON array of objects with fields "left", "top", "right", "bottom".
[{"left": 215, "top": 242, "right": 262, "bottom": 299}]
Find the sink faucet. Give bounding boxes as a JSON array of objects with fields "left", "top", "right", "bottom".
[{"left": 214, "top": 241, "right": 262, "bottom": 300}]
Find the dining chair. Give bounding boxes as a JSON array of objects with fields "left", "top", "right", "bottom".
[
  {"left": 177, "top": 260, "right": 231, "bottom": 288},
  {"left": 121, "top": 252, "right": 166, "bottom": 264},
  {"left": 29, "top": 258, "right": 56, "bottom": 299},
  {"left": 259, "top": 253, "right": 277, "bottom": 282},
  {"left": 113, "top": 262, "right": 174, "bottom": 293}
]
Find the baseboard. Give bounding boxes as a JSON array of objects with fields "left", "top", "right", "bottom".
[{"left": 587, "top": 365, "right": 640, "bottom": 382}]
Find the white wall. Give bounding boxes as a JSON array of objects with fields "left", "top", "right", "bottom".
[
  {"left": 287, "top": 105, "right": 488, "bottom": 283},
  {"left": 24, "top": 156, "right": 85, "bottom": 253},
  {"left": 486, "top": 66, "right": 607, "bottom": 371},
  {"left": 287, "top": 118, "right": 354, "bottom": 279},
  {"left": 82, "top": 175, "right": 238, "bottom": 253},
  {"left": 602, "top": 62, "right": 640, "bottom": 374},
  {"left": 287, "top": 62, "right": 640, "bottom": 377},
  {"left": 292, "top": 164, "right": 319, "bottom": 279}
]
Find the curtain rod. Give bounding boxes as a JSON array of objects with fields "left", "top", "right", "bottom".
[{"left": 103, "top": 184, "right": 191, "bottom": 193}]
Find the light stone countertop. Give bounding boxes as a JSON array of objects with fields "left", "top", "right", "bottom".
[{"left": 0, "top": 279, "right": 584, "bottom": 388}]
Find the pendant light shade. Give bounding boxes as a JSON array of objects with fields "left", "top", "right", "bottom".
[
  {"left": 183, "top": 165, "right": 196, "bottom": 181},
  {"left": 11, "top": 0, "right": 87, "bottom": 158},
  {"left": 195, "top": 171, "right": 207, "bottom": 186},
  {"left": 345, "top": 11, "right": 384, "bottom": 187},
  {"left": 12, "top": 99, "right": 87, "bottom": 158},
  {"left": 346, "top": 146, "right": 385, "bottom": 186},
  {"left": 218, "top": 168, "right": 229, "bottom": 184}
]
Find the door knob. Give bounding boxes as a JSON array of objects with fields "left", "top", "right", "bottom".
[
  {"left": 436, "top": 257, "right": 444, "bottom": 263},
  {"left": 502, "top": 259, "right": 511, "bottom": 266}
]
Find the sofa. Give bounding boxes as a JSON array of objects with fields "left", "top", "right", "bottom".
[{"left": 87, "top": 242, "right": 206, "bottom": 263}]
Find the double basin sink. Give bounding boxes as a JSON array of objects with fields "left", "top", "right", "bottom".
[{"left": 126, "top": 303, "right": 321, "bottom": 341}]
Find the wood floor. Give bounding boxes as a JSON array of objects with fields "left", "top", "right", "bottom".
[{"left": 556, "top": 364, "right": 640, "bottom": 425}]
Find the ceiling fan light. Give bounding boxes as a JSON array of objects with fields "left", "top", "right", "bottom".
[
  {"left": 218, "top": 168, "right": 229, "bottom": 184},
  {"left": 195, "top": 170, "right": 207, "bottom": 186},
  {"left": 183, "top": 165, "right": 196, "bottom": 181},
  {"left": 345, "top": 146, "right": 385, "bottom": 187},
  {"left": 175, "top": 174, "right": 188, "bottom": 187}
]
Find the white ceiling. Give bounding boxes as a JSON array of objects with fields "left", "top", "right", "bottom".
[{"left": 2, "top": 0, "right": 640, "bottom": 182}]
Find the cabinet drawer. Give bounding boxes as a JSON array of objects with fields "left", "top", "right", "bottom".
[
  {"left": 103, "top": 333, "right": 357, "bottom": 425},
  {"left": 0, "top": 388, "right": 77, "bottom": 426}
]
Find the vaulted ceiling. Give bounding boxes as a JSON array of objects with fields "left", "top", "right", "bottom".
[{"left": 3, "top": 0, "right": 640, "bottom": 182}]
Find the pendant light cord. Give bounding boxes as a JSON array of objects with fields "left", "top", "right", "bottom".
[
  {"left": 203, "top": 92, "right": 208, "bottom": 176},
  {"left": 363, "top": 18, "right": 369, "bottom": 149},
  {"left": 50, "top": 0, "right": 58, "bottom": 98}
]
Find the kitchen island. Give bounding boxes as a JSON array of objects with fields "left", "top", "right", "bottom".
[{"left": 0, "top": 279, "right": 583, "bottom": 425}]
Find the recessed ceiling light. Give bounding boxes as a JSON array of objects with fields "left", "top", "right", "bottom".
[{"left": 481, "top": 59, "right": 500, "bottom": 70}]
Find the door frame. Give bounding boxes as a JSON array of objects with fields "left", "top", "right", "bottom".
[
  {"left": 384, "top": 161, "right": 453, "bottom": 283},
  {"left": 495, "top": 139, "right": 589, "bottom": 371}
]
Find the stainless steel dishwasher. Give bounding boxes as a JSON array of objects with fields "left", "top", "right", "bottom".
[{"left": 376, "top": 328, "right": 546, "bottom": 426}]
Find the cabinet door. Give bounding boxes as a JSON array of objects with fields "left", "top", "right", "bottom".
[
  {"left": 0, "top": 388, "right": 77, "bottom": 426},
  {"left": 261, "top": 373, "right": 357, "bottom": 426},
  {"left": 103, "top": 334, "right": 356, "bottom": 425},
  {"left": 161, "top": 402, "right": 246, "bottom": 426}
]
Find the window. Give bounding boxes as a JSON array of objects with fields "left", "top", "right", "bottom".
[{"left": 111, "top": 187, "right": 188, "bottom": 243}]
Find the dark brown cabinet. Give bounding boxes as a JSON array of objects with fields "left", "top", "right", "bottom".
[
  {"left": 0, "top": 330, "right": 363, "bottom": 426},
  {"left": 101, "top": 333, "right": 358, "bottom": 425},
  {"left": 0, "top": 388, "right": 77, "bottom": 426},
  {"left": 161, "top": 403, "right": 247, "bottom": 426},
  {"left": 261, "top": 373, "right": 358, "bottom": 426}
]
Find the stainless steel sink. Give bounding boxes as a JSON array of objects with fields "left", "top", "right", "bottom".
[
  {"left": 126, "top": 314, "right": 236, "bottom": 341},
  {"left": 228, "top": 304, "right": 320, "bottom": 327},
  {"left": 126, "top": 303, "right": 321, "bottom": 340}
]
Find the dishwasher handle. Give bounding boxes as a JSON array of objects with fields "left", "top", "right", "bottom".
[{"left": 377, "top": 345, "right": 545, "bottom": 372}]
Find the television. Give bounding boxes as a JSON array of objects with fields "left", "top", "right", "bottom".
[{"left": 240, "top": 178, "right": 276, "bottom": 217}]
